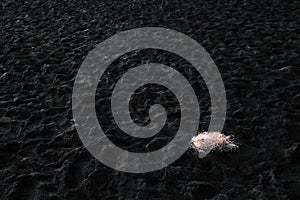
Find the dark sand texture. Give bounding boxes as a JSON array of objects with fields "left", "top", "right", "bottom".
[{"left": 1, "top": 0, "right": 300, "bottom": 199}]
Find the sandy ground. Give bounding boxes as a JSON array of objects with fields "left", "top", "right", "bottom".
[{"left": 1, "top": 0, "right": 300, "bottom": 199}]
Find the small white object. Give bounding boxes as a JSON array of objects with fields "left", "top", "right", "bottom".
[{"left": 190, "top": 132, "right": 238, "bottom": 158}]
